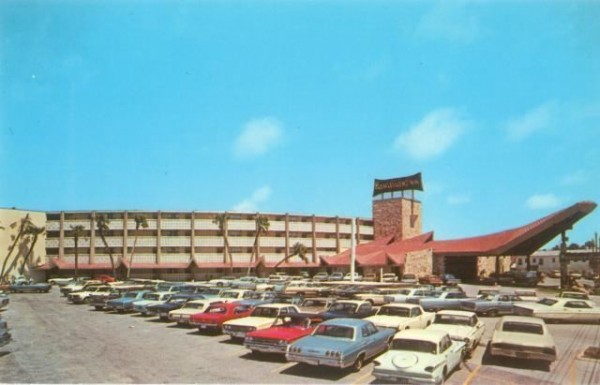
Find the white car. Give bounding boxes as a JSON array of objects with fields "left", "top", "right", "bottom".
[
  {"left": 373, "top": 329, "right": 465, "bottom": 385},
  {"left": 222, "top": 304, "right": 300, "bottom": 339},
  {"left": 168, "top": 298, "right": 226, "bottom": 325},
  {"left": 489, "top": 316, "right": 557, "bottom": 367},
  {"left": 400, "top": 274, "right": 418, "bottom": 284},
  {"left": 220, "top": 289, "right": 256, "bottom": 302},
  {"left": 426, "top": 310, "right": 484, "bottom": 355},
  {"left": 67, "top": 285, "right": 112, "bottom": 304},
  {"left": 343, "top": 272, "right": 363, "bottom": 281},
  {"left": 513, "top": 297, "right": 600, "bottom": 323},
  {"left": 365, "top": 303, "right": 434, "bottom": 331},
  {"left": 208, "top": 276, "right": 236, "bottom": 287},
  {"left": 384, "top": 288, "right": 432, "bottom": 304},
  {"left": 381, "top": 273, "right": 398, "bottom": 282}
]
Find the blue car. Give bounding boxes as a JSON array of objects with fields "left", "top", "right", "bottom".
[
  {"left": 286, "top": 318, "right": 395, "bottom": 371},
  {"left": 106, "top": 290, "right": 153, "bottom": 312}
]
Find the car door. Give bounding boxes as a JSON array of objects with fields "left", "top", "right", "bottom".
[
  {"left": 441, "top": 335, "right": 461, "bottom": 370},
  {"left": 357, "top": 303, "right": 373, "bottom": 318},
  {"left": 563, "top": 300, "right": 594, "bottom": 322}
]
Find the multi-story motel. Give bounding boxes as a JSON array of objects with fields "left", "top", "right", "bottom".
[{"left": 0, "top": 175, "right": 597, "bottom": 282}]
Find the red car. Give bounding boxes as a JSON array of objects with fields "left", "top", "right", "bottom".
[
  {"left": 95, "top": 274, "right": 116, "bottom": 283},
  {"left": 243, "top": 314, "right": 322, "bottom": 354},
  {"left": 189, "top": 302, "right": 253, "bottom": 333}
]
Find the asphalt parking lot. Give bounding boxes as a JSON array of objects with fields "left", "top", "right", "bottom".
[{"left": 0, "top": 286, "right": 599, "bottom": 384}]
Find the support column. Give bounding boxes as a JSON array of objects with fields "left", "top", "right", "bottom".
[
  {"left": 58, "top": 212, "right": 65, "bottom": 260},
  {"left": 285, "top": 214, "right": 290, "bottom": 257},
  {"left": 90, "top": 212, "right": 96, "bottom": 264},
  {"left": 156, "top": 211, "right": 162, "bottom": 265},
  {"left": 123, "top": 211, "right": 128, "bottom": 261},
  {"left": 312, "top": 215, "right": 317, "bottom": 263},
  {"left": 335, "top": 216, "right": 340, "bottom": 254}
]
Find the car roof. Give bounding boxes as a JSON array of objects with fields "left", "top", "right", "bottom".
[
  {"left": 436, "top": 310, "right": 475, "bottom": 317},
  {"left": 382, "top": 303, "right": 420, "bottom": 309},
  {"left": 257, "top": 303, "right": 295, "bottom": 309},
  {"left": 394, "top": 329, "right": 447, "bottom": 342}
]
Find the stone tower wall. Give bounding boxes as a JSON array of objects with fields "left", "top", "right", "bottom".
[{"left": 372, "top": 198, "right": 422, "bottom": 241}]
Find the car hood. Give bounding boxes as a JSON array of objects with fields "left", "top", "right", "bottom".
[
  {"left": 171, "top": 308, "right": 206, "bottom": 316},
  {"left": 224, "top": 316, "right": 275, "bottom": 328}
]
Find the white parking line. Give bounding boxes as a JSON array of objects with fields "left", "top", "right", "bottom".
[{"left": 270, "top": 362, "right": 296, "bottom": 373}]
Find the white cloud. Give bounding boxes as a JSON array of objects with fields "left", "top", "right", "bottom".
[
  {"left": 416, "top": 1, "right": 483, "bottom": 43},
  {"left": 393, "top": 108, "right": 470, "bottom": 161},
  {"left": 232, "top": 186, "right": 272, "bottom": 213},
  {"left": 526, "top": 194, "right": 562, "bottom": 210},
  {"left": 233, "top": 117, "right": 283, "bottom": 158},
  {"left": 447, "top": 194, "right": 471, "bottom": 206},
  {"left": 560, "top": 170, "right": 587, "bottom": 186},
  {"left": 505, "top": 102, "right": 555, "bottom": 142}
]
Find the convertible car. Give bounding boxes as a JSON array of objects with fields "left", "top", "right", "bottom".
[
  {"left": 372, "top": 329, "right": 465, "bottom": 384},
  {"left": 286, "top": 318, "right": 395, "bottom": 371}
]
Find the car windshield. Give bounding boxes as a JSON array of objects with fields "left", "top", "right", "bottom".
[
  {"left": 251, "top": 307, "right": 279, "bottom": 317},
  {"left": 222, "top": 292, "right": 240, "bottom": 298},
  {"left": 302, "top": 300, "right": 327, "bottom": 307},
  {"left": 143, "top": 293, "right": 160, "bottom": 300},
  {"left": 502, "top": 321, "right": 544, "bottom": 335},
  {"left": 203, "top": 288, "right": 221, "bottom": 295},
  {"left": 392, "top": 338, "right": 437, "bottom": 354},
  {"left": 314, "top": 325, "right": 354, "bottom": 339},
  {"left": 328, "top": 303, "right": 357, "bottom": 312},
  {"left": 434, "top": 314, "right": 472, "bottom": 326},
  {"left": 378, "top": 307, "right": 410, "bottom": 317},
  {"left": 124, "top": 292, "right": 138, "bottom": 298},
  {"left": 207, "top": 306, "right": 227, "bottom": 314},
  {"left": 537, "top": 298, "right": 558, "bottom": 306}
]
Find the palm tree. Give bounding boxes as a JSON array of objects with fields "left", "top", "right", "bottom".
[
  {"left": 213, "top": 213, "right": 233, "bottom": 273},
  {"left": 127, "top": 215, "right": 148, "bottom": 279},
  {"left": 247, "top": 214, "right": 270, "bottom": 275},
  {"left": 0, "top": 214, "right": 33, "bottom": 282},
  {"left": 19, "top": 225, "right": 46, "bottom": 275},
  {"left": 273, "top": 242, "right": 308, "bottom": 269},
  {"left": 96, "top": 214, "right": 117, "bottom": 279},
  {"left": 70, "top": 225, "right": 86, "bottom": 279}
]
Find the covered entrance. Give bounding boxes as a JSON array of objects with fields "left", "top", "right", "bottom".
[{"left": 444, "top": 256, "right": 478, "bottom": 282}]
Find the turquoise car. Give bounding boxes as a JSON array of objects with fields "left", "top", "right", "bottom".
[{"left": 286, "top": 318, "right": 396, "bottom": 371}]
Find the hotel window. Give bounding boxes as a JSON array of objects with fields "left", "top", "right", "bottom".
[{"left": 539, "top": 259, "right": 544, "bottom": 265}]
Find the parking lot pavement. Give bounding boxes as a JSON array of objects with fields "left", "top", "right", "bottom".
[{"left": 1, "top": 288, "right": 599, "bottom": 384}]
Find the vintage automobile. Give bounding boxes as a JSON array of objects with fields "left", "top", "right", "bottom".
[
  {"left": 296, "top": 297, "right": 336, "bottom": 314},
  {"left": 287, "top": 318, "right": 395, "bottom": 371},
  {"left": 319, "top": 300, "right": 375, "bottom": 320},
  {"left": 60, "top": 279, "right": 101, "bottom": 296},
  {"left": 208, "top": 276, "right": 236, "bottom": 287},
  {"left": 365, "top": 303, "right": 434, "bottom": 331},
  {"left": 382, "top": 273, "right": 399, "bottom": 282},
  {"left": 106, "top": 290, "right": 154, "bottom": 312},
  {"left": 244, "top": 314, "right": 322, "bottom": 354},
  {"left": 343, "top": 272, "right": 363, "bottom": 281},
  {"left": 513, "top": 297, "right": 600, "bottom": 323},
  {"left": 146, "top": 293, "right": 206, "bottom": 320},
  {"left": 48, "top": 277, "right": 87, "bottom": 286},
  {"left": 230, "top": 276, "right": 259, "bottom": 290},
  {"left": 400, "top": 274, "right": 418, "bottom": 285},
  {"left": 558, "top": 291, "right": 590, "bottom": 300},
  {"left": 488, "top": 315, "right": 557, "bottom": 368},
  {"left": 328, "top": 272, "right": 344, "bottom": 281},
  {"left": 354, "top": 288, "right": 410, "bottom": 306},
  {"left": 331, "top": 284, "right": 372, "bottom": 299},
  {"left": 384, "top": 288, "right": 434, "bottom": 304},
  {"left": 88, "top": 286, "right": 142, "bottom": 310},
  {"left": 0, "top": 316, "right": 11, "bottom": 348},
  {"left": 514, "top": 289, "right": 538, "bottom": 302},
  {"left": 408, "top": 291, "right": 474, "bottom": 312},
  {"left": 9, "top": 281, "right": 51, "bottom": 293},
  {"left": 168, "top": 298, "right": 226, "bottom": 325},
  {"left": 222, "top": 303, "right": 301, "bottom": 340},
  {"left": 0, "top": 292, "right": 9, "bottom": 310},
  {"left": 132, "top": 292, "right": 173, "bottom": 315},
  {"left": 190, "top": 302, "right": 253, "bottom": 333},
  {"left": 283, "top": 281, "right": 331, "bottom": 297},
  {"left": 372, "top": 329, "right": 465, "bottom": 384},
  {"left": 512, "top": 271, "right": 539, "bottom": 287},
  {"left": 419, "top": 275, "right": 443, "bottom": 285},
  {"left": 312, "top": 272, "right": 329, "bottom": 281},
  {"left": 220, "top": 289, "right": 256, "bottom": 302},
  {"left": 460, "top": 293, "right": 523, "bottom": 316},
  {"left": 67, "top": 285, "right": 112, "bottom": 304},
  {"left": 441, "top": 274, "right": 462, "bottom": 286},
  {"left": 426, "top": 310, "right": 484, "bottom": 355}
]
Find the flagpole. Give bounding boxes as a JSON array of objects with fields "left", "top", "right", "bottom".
[{"left": 351, "top": 218, "right": 356, "bottom": 283}]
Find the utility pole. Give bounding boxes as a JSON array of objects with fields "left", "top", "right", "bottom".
[{"left": 559, "top": 231, "right": 569, "bottom": 289}]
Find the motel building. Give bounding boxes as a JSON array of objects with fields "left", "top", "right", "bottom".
[{"left": 0, "top": 174, "right": 597, "bottom": 283}]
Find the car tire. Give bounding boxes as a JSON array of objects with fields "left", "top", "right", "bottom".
[{"left": 352, "top": 354, "right": 365, "bottom": 372}]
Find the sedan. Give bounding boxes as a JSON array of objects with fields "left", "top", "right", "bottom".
[{"left": 513, "top": 297, "right": 600, "bottom": 323}]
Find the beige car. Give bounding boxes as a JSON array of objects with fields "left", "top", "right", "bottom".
[
  {"left": 168, "top": 298, "right": 226, "bottom": 325},
  {"left": 365, "top": 303, "right": 434, "bottom": 331},
  {"left": 489, "top": 316, "right": 557, "bottom": 368}
]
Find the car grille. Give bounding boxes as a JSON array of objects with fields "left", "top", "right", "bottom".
[
  {"left": 224, "top": 325, "right": 254, "bottom": 333},
  {"left": 249, "top": 337, "right": 277, "bottom": 345}
]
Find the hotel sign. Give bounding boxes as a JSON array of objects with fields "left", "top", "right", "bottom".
[{"left": 373, "top": 173, "right": 423, "bottom": 196}]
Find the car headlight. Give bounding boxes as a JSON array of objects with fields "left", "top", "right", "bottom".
[{"left": 277, "top": 339, "right": 287, "bottom": 346}]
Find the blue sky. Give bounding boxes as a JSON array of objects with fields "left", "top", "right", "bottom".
[{"left": 1, "top": 1, "right": 599, "bottom": 247}]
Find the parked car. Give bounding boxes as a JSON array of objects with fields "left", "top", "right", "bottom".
[
  {"left": 419, "top": 275, "right": 443, "bottom": 285},
  {"left": 355, "top": 288, "right": 409, "bottom": 306},
  {"left": 48, "top": 277, "right": 87, "bottom": 286},
  {"left": 132, "top": 292, "right": 173, "bottom": 315},
  {"left": 312, "top": 272, "right": 329, "bottom": 281},
  {"left": 513, "top": 297, "right": 600, "bottom": 323},
  {"left": 372, "top": 329, "right": 465, "bottom": 384},
  {"left": 381, "top": 273, "right": 398, "bottom": 282},
  {"left": 331, "top": 284, "right": 372, "bottom": 299},
  {"left": 408, "top": 291, "right": 473, "bottom": 312},
  {"left": 287, "top": 318, "right": 396, "bottom": 371},
  {"left": 219, "top": 289, "right": 256, "bottom": 302},
  {"left": 328, "top": 272, "right": 344, "bottom": 281},
  {"left": 9, "top": 281, "right": 51, "bottom": 293},
  {"left": 460, "top": 293, "right": 523, "bottom": 316},
  {"left": 283, "top": 281, "right": 331, "bottom": 297},
  {"left": 514, "top": 289, "right": 538, "bottom": 302},
  {"left": 88, "top": 286, "right": 141, "bottom": 310},
  {"left": 222, "top": 303, "right": 301, "bottom": 340},
  {"left": 319, "top": 300, "right": 375, "bottom": 320},
  {"left": 168, "top": 298, "right": 226, "bottom": 326},
  {"left": 558, "top": 291, "right": 590, "bottom": 300},
  {"left": 365, "top": 303, "right": 434, "bottom": 331},
  {"left": 296, "top": 297, "right": 336, "bottom": 314},
  {"left": 60, "top": 280, "right": 101, "bottom": 296},
  {"left": 106, "top": 290, "right": 154, "bottom": 312},
  {"left": 244, "top": 314, "right": 322, "bottom": 354},
  {"left": 0, "top": 316, "right": 11, "bottom": 348},
  {"left": 343, "top": 272, "right": 363, "bottom": 281},
  {"left": 208, "top": 276, "right": 236, "bottom": 287},
  {"left": 400, "top": 273, "right": 418, "bottom": 285},
  {"left": 481, "top": 272, "right": 515, "bottom": 286},
  {"left": 513, "top": 271, "right": 539, "bottom": 287},
  {"left": 190, "top": 302, "right": 254, "bottom": 333},
  {"left": 488, "top": 316, "right": 557, "bottom": 368},
  {"left": 384, "top": 288, "right": 435, "bottom": 304},
  {"left": 94, "top": 274, "right": 116, "bottom": 283},
  {"left": 426, "top": 310, "right": 484, "bottom": 355},
  {"left": 0, "top": 292, "right": 9, "bottom": 310},
  {"left": 146, "top": 293, "right": 206, "bottom": 320},
  {"left": 67, "top": 285, "right": 112, "bottom": 304},
  {"left": 441, "top": 274, "right": 462, "bottom": 286},
  {"left": 230, "top": 276, "right": 259, "bottom": 289}
]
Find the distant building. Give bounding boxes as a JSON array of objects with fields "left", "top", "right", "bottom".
[{"left": 514, "top": 249, "right": 599, "bottom": 275}]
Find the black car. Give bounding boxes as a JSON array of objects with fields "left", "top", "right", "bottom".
[{"left": 146, "top": 293, "right": 206, "bottom": 321}]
